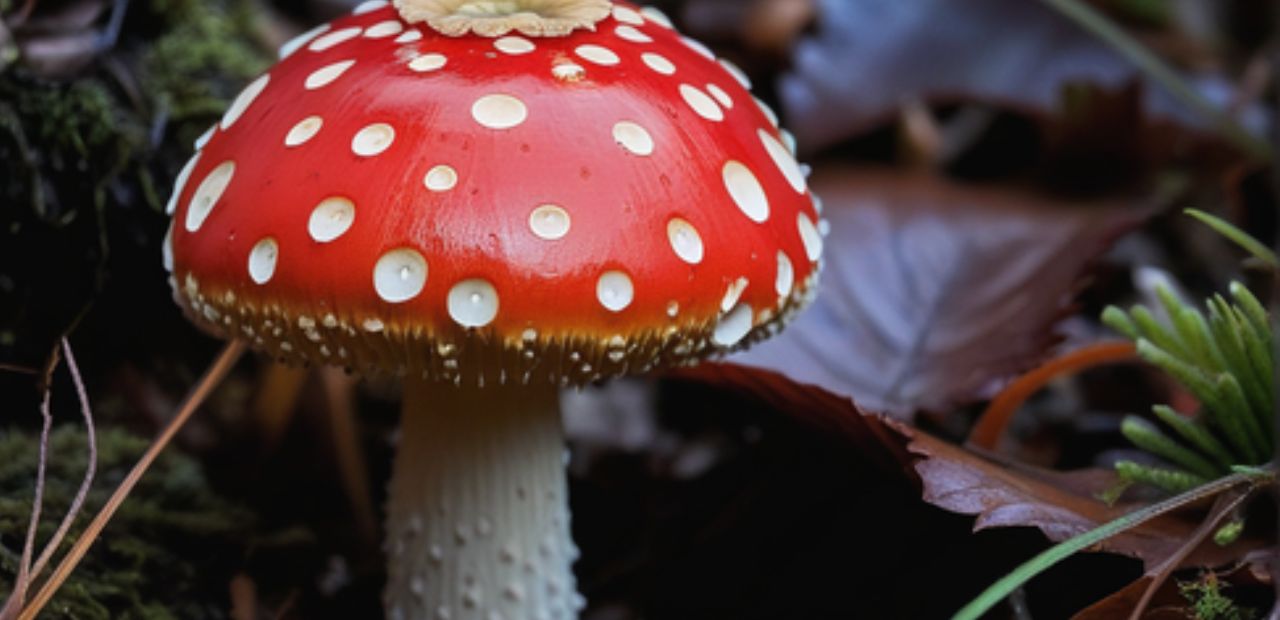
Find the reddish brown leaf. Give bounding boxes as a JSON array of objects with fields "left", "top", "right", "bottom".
[
  {"left": 675, "top": 362, "right": 916, "bottom": 479},
  {"left": 1075, "top": 559, "right": 1275, "bottom": 620},
  {"left": 898, "top": 420, "right": 1265, "bottom": 571},
  {"left": 680, "top": 363, "right": 1266, "bottom": 573},
  {"left": 1071, "top": 487, "right": 1270, "bottom": 619},
  {"left": 1072, "top": 575, "right": 1188, "bottom": 620},
  {"left": 729, "top": 167, "right": 1144, "bottom": 416}
]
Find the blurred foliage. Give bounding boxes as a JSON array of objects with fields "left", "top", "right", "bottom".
[
  {"left": 143, "top": 0, "right": 268, "bottom": 124},
  {"left": 1103, "top": 0, "right": 1169, "bottom": 27},
  {"left": 0, "top": 426, "right": 255, "bottom": 619},
  {"left": 0, "top": 0, "right": 268, "bottom": 365}
]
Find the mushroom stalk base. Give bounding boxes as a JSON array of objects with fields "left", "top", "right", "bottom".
[{"left": 385, "top": 378, "right": 579, "bottom": 620}]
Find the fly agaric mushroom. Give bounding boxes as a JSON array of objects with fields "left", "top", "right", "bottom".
[{"left": 163, "top": 0, "right": 823, "bottom": 617}]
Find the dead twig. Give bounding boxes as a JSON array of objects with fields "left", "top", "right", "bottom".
[
  {"left": 229, "top": 573, "right": 257, "bottom": 620},
  {"left": 0, "top": 387, "right": 51, "bottom": 620},
  {"left": 252, "top": 362, "right": 308, "bottom": 447},
  {"left": 1, "top": 339, "right": 100, "bottom": 619},
  {"left": 17, "top": 340, "right": 247, "bottom": 620},
  {"left": 0, "top": 343, "right": 60, "bottom": 620},
  {"left": 321, "top": 366, "right": 378, "bottom": 546},
  {"left": 269, "top": 590, "right": 299, "bottom": 620},
  {"left": 30, "top": 339, "right": 98, "bottom": 580},
  {"left": 0, "top": 364, "right": 39, "bottom": 375},
  {"left": 1128, "top": 487, "right": 1257, "bottom": 620}
]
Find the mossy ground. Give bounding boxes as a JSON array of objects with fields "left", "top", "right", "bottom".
[
  {"left": 0, "top": 0, "right": 271, "bottom": 614},
  {"left": 1180, "top": 573, "right": 1258, "bottom": 620},
  {"left": 0, "top": 426, "right": 255, "bottom": 619}
]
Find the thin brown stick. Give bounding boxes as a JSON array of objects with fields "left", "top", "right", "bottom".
[
  {"left": 17, "top": 389, "right": 52, "bottom": 588},
  {"left": 320, "top": 366, "right": 377, "bottom": 545},
  {"left": 252, "top": 362, "right": 309, "bottom": 447},
  {"left": 30, "top": 339, "right": 98, "bottom": 579},
  {"left": 17, "top": 340, "right": 247, "bottom": 620},
  {"left": 1127, "top": 488, "right": 1256, "bottom": 620},
  {"left": 0, "top": 376, "right": 54, "bottom": 620},
  {"left": 229, "top": 573, "right": 257, "bottom": 620},
  {"left": 0, "top": 342, "right": 63, "bottom": 620},
  {"left": 269, "top": 590, "right": 300, "bottom": 620}
]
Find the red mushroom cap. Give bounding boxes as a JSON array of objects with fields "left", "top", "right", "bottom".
[{"left": 166, "top": 1, "right": 823, "bottom": 384}]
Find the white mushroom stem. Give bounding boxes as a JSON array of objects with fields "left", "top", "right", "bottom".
[{"left": 385, "top": 378, "right": 581, "bottom": 620}]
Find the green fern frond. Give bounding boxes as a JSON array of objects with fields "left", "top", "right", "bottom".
[{"left": 1103, "top": 282, "right": 1274, "bottom": 490}]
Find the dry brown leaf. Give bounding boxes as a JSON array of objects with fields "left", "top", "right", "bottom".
[
  {"left": 1073, "top": 575, "right": 1189, "bottom": 620},
  {"left": 729, "top": 166, "right": 1145, "bottom": 416},
  {"left": 1074, "top": 557, "right": 1275, "bottom": 620},
  {"left": 897, "top": 421, "right": 1266, "bottom": 571},
  {"left": 675, "top": 362, "right": 915, "bottom": 479},
  {"left": 681, "top": 362, "right": 1267, "bottom": 573}
]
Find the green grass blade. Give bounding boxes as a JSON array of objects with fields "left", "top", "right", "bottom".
[
  {"left": 1229, "top": 282, "right": 1271, "bottom": 344},
  {"left": 1154, "top": 285, "right": 1187, "bottom": 324},
  {"left": 1121, "top": 416, "right": 1222, "bottom": 478},
  {"left": 1208, "top": 298, "right": 1270, "bottom": 416},
  {"left": 1136, "top": 340, "right": 1223, "bottom": 413},
  {"left": 1116, "top": 460, "right": 1208, "bottom": 493},
  {"left": 1035, "top": 2, "right": 1271, "bottom": 160},
  {"left": 952, "top": 472, "right": 1264, "bottom": 620},
  {"left": 1173, "top": 306, "right": 1226, "bottom": 373},
  {"left": 1212, "top": 374, "right": 1268, "bottom": 463},
  {"left": 1102, "top": 305, "right": 1141, "bottom": 340},
  {"left": 1184, "top": 209, "right": 1279, "bottom": 268},
  {"left": 1132, "top": 308, "right": 1190, "bottom": 360},
  {"left": 1151, "top": 405, "right": 1235, "bottom": 470},
  {"left": 1232, "top": 307, "right": 1276, "bottom": 420}
]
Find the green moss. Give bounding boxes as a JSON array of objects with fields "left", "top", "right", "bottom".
[
  {"left": 0, "top": 0, "right": 268, "bottom": 223},
  {"left": 141, "top": 0, "right": 270, "bottom": 124},
  {"left": 1178, "top": 573, "right": 1257, "bottom": 620},
  {"left": 0, "top": 426, "right": 255, "bottom": 619},
  {"left": 11, "top": 79, "right": 129, "bottom": 157},
  {"left": 0, "top": 76, "right": 145, "bottom": 221},
  {"left": 0, "top": 0, "right": 269, "bottom": 216},
  {"left": 0, "top": 0, "right": 271, "bottom": 363}
]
